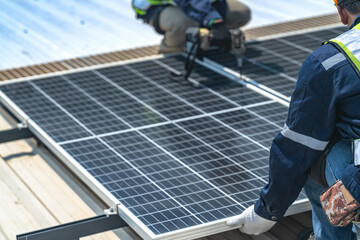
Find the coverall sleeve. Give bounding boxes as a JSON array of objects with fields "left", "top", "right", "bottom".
[
  {"left": 254, "top": 53, "right": 337, "bottom": 221},
  {"left": 173, "top": 0, "right": 224, "bottom": 27}
]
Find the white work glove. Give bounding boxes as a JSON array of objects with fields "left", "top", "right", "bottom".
[{"left": 226, "top": 205, "right": 276, "bottom": 235}]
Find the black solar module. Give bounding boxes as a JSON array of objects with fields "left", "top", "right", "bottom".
[{"left": 0, "top": 26, "right": 344, "bottom": 239}]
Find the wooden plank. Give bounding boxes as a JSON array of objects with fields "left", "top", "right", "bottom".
[
  {"left": 289, "top": 211, "right": 312, "bottom": 229},
  {"left": 0, "top": 171, "right": 41, "bottom": 239},
  {"left": 270, "top": 220, "right": 298, "bottom": 240},
  {"left": 0, "top": 158, "right": 58, "bottom": 228}
]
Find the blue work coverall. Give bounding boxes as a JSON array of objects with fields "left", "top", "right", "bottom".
[{"left": 255, "top": 16, "right": 360, "bottom": 224}]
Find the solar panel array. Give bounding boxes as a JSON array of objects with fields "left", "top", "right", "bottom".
[{"left": 0, "top": 26, "right": 346, "bottom": 239}]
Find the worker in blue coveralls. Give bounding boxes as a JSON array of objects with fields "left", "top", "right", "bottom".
[
  {"left": 226, "top": 0, "right": 360, "bottom": 239},
  {"left": 131, "top": 0, "right": 251, "bottom": 53}
]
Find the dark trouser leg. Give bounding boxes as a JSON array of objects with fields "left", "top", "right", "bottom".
[{"left": 157, "top": 6, "right": 199, "bottom": 53}]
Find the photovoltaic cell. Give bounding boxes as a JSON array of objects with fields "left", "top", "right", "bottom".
[
  {"left": 127, "top": 59, "right": 237, "bottom": 113},
  {"left": 64, "top": 71, "right": 167, "bottom": 127},
  {"left": 61, "top": 137, "right": 203, "bottom": 234},
  {"left": 97, "top": 65, "right": 203, "bottom": 120},
  {"left": 102, "top": 130, "right": 244, "bottom": 223},
  {"left": 0, "top": 81, "right": 91, "bottom": 142},
  {"left": 34, "top": 76, "right": 130, "bottom": 135},
  {"left": 157, "top": 56, "right": 272, "bottom": 106},
  {"left": 0, "top": 25, "right": 342, "bottom": 239}
]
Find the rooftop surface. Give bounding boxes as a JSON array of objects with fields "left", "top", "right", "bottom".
[{"left": 0, "top": 0, "right": 337, "bottom": 70}]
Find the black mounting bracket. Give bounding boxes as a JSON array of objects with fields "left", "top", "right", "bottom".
[
  {"left": 0, "top": 126, "right": 34, "bottom": 144},
  {"left": 16, "top": 214, "right": 128, "bottom": 240}
]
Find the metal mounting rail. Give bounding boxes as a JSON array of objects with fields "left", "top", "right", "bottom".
[{"left": 16, "top": 214, "right": 128, "bottom": 240}]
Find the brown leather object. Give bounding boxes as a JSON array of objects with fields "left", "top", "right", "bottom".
[{"left": 320, "top": 180, "right": 360, "bottom": 226}]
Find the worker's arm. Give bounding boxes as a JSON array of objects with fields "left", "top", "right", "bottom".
[
  {"left": 227, "top": 48, "right": 339, "bottom": 234},
  {"left": 173, "top": 0, "right": 227, "bottom": 27},
  {"left": 254, "top": 52, "right": 337, "bottom": 221}
]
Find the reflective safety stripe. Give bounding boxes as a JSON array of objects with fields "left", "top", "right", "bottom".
[
  {"left": 147, "top": 0, "right": 173, "bottom": 5},
  {"left": 329, "top": 23, "right": 360, "bottom": 74},
  {"left": 132, "top": 0, "right": 217, "bottom": 15},
  {"left": 281, "top": 125, "right": 329, "bottom": 151},
  {"left": 321, "top": 53, "right": 346, "bottom": 70}
]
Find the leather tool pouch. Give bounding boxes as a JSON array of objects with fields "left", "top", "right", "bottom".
[{"left": 320, "top": 180, "right": 360, "bottom": 226}]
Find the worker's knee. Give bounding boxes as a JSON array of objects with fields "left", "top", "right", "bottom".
[
  {"left": 158, "top": 6, "right": 198, "bottom": 53},
  {"left": 159, "top": 6, "right": 198, "bottom": 33}
]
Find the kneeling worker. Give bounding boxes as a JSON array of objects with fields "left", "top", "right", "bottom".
[
  {"left": 227, "top": 0, "right": 360, "bottom": 239},
  {"left": 131, "top": 0, "right": 251, "bottom": 53}
]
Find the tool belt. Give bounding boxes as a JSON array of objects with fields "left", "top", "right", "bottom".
[
  {"left": 310, "top": 148, "right": 330, "bottom": 188},
  {"left": 310, "top": 133, "right": 340, "bottom": 188}
]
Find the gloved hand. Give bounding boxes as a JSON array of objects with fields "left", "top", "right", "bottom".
[
  {"left": 209, "top": 20, "right": 231, "bottom": 50},
  {"left": 226, "top": 205, "right": 277, "bottom": 235}
]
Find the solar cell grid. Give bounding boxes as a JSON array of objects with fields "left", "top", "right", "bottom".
[
  {"left": 97, "top": 65, "right": 203, "bottom": 120},
  {"left": 250, "top": 102, "right": 289, "bottom": 126},
  {"left": 34, "top": 76, "right": 130, "bottom": 134},
  {"left": 246, "top": 44, "right": 304, "bottom": 79},
  {"left": 0, "top": 81, "right": 91, "bottom": 142},
  {"left": 142, "top": 120, "right": 268, "bottom": 184},
  {"left": 127, "top": 60, "right": 237, "bottom": 113},
  {"left": 156, "top": 56, "right": 272, "bottom": 105},
  {"left": 281, "top": 35, "right": 323, "bottom": 51},
  {"left": 64, "top": 71, "right": 166, "bottom": 127},
  {"left": 309, "top": 27, "right": 346, "bottom": 40},
  {"left": 62, "top": 137, "right": 204, "bottom": 234}
]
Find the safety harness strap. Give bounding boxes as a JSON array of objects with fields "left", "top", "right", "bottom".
[{"left": 328, "top": 23, "right": 360, "bottom": 78}]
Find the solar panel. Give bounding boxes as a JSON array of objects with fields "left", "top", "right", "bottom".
[{"left": 0, "top": 25, "right": 344, "bottom": 239}]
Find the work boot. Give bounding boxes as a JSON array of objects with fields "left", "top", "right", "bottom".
[
  {"left": 308, "top": 232, "right": 315, "bottom": 240},
  {"left": 297, "top": 228, "right": 314, "bottom": 240}
]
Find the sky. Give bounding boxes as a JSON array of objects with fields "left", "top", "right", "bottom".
[{"left": 0, "top": 0, "right": 337, "bottom": 70}]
